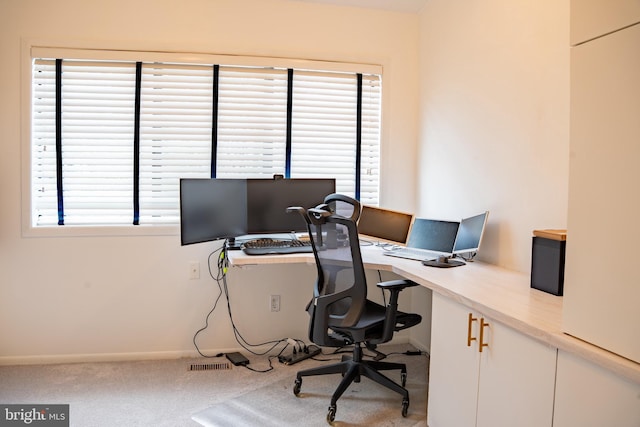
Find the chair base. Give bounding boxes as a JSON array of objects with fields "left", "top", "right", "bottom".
[{"left": 293, "top": 344, "right": 410, "bottom": 422}]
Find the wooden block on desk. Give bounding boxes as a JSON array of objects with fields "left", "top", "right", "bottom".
[{"left": 533, "top": 229, "right": 567, "bottom": 241}]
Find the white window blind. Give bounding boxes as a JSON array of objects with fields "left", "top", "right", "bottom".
[
  {"left": 33, "top": 59, "right": 137, "bottom": 226},
  {"left": 30, "top": 52, "right": 382, "bottom": 228},
  {"left": 291, "top": 71, "right": 358, "bottom": 193},
  {"left": 139, "top": 63, "right": 214, "bottom": 224},
  {"left": 290, "top": 71, "right": 381, "bottom": 205},
  {"left": 216, "top": 67, "right": 288, "bottom": 178}
]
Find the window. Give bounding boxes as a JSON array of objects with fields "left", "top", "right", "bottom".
[{"left": 29, "top": 48, "right": 381, "bottom": 228}]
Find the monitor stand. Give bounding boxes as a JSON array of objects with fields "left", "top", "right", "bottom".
[{"left": 422, "top": 256, "right": 466, "bottom": 268}]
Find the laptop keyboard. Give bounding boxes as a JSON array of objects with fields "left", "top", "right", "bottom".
[{"left": 383, "top": 247, "right": 443, "bottom": 261}]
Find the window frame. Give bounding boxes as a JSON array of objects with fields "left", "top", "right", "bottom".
[{"left": 21, "top": 42, "right": 382, "bottom": 238}]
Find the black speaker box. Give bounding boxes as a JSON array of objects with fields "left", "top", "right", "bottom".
[{"left": 530, "top": 230, "right": 566, "bottom": 296}]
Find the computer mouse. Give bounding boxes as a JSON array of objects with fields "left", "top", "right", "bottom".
[{"left": 437, "top": 256, "right": 448, "bottom": 264}]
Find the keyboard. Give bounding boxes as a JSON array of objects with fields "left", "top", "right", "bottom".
[
  {"left": 242, "top": 238, "right": 313, "bottom": 255},
  {"left": 383, "top": 247, "right": 445, "bottom": 261}
]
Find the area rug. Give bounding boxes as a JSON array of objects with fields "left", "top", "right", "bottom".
[{"left": 192, "top": 359, "right": 428, "bottom": 427}]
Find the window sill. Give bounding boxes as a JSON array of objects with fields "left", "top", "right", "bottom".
[{"left": 22, "top": 224, "right": 179, "bottom": 239}]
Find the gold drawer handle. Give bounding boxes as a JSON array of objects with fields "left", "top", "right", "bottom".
[
  {"left": 467, "top": 313, "right": 477, "bottom": 347},
  {"left": 479, "top": 318, "right": 490, "bottom": 352}
]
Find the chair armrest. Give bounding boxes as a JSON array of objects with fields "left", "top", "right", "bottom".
[
  {"left": 374, "top": 279, "right": 420, "bottom": 343},
  {"left": 377, "top": 279, "right": 419, "bottom": 291}
]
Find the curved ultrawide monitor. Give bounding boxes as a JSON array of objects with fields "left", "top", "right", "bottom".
[{"left": 180, "top": 177, "right": 336, "bottom": 245}]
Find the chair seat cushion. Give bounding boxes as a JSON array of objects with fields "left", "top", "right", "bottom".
[{"left": 331, "top": 300, "right": 420, "bottom": 343}]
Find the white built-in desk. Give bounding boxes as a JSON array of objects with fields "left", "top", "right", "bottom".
[{"left": 228, "top": 245, "right": 640, "bottom": 384}]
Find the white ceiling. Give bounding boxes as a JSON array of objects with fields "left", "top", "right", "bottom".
[{"left": 288, "top": 0, "right": 427, "bottom": 13}]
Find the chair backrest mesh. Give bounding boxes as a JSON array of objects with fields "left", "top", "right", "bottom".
[{"left": 307, "top": 197, "right": 366, "bottom": 330}]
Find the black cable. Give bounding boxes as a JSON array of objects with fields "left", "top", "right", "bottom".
[
  {"left": 217, "top": 242, "right": 302, "bottom": 364},
  {"left": 193, "top": 239, "right": 311, "bottom": 370},
  {"left": 191, "top": 244, "right": 227, "bottom": 358},
  {"left": 222, "top": 270, "right": 289, "bottom": 355}
]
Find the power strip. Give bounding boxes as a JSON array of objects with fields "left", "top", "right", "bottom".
[{"left": 278, "top": 345, "right": 321, "bottom": 365}]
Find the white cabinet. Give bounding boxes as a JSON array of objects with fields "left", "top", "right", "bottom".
[
  {"left": 553, "top": 351, "right": 640, "bottom": 427},
  {"left": 564, "top": 18, "right": 640, "bottom": 364},
  {"left": 427, "top": 293, "right": 557, "bottom": 427},
  {"left": 570, "top": 0, "right": 640, "bottom": 45}
]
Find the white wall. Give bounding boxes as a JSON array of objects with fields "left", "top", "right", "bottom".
[
  {"left": 0, "top": 0, "right": 420, "bottom": 362},
  {"left": 417, "top": 0, "right": 570, "bottom": 272},
  {"left": 0, "top": 0, "right": 573, "bottom": 362}
]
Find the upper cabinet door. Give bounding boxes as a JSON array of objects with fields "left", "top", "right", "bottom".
[{"left": 571, "top": 0, "right": 640, "bottom": 45}]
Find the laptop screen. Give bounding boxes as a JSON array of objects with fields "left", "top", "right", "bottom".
[
  {"left": 407, "top": 218, "right": 459, "bottom": 253},
  {"left": 453, "top": 211, "right": 489, "bottom": 254},
  {"left": 358, "top": 205, "right": 414, "bottom": 245}
]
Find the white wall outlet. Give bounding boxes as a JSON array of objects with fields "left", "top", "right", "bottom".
[
  {"left": 270, "top": 295, "right": 280, "bottom": 312},
  {"left": 189, "top": 261, "right": 200, "bottom": 280}
]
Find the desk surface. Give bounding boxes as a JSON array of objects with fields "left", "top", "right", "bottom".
[{"left": 228, "top": 245, "right": 640, "bottom": 383}]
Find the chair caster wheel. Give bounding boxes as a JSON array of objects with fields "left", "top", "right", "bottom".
[
  {"left": 327, "top": 405, "right": 336, "bottom": 424},
  {"left": 402, "top": 399, "right": 409, "bottom": 417},
  {"left": 293, "top": 378, "right": 302, "bottom": 396}
]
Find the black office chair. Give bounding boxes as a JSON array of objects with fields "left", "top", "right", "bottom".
[{"left": 288, "top": 194, "right": 422, "bottom": 424}]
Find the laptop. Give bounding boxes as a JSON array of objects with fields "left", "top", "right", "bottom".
[
  {"left": 358, "top": 205, "right": 414, "bottom": 245},
  {"left": 383, "top": 218, "right": 459, "bottom": 261},
  {"left": 383, "top": 211, "right": 490, "bottom": 263},
  {"left": 452, "top": 211, "right": 489, "bottom": 256}
]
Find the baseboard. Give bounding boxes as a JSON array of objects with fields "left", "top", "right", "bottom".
[
  {"left": 0, "top": 338, "right": 428, "bottom": 366},
  {"left": 408, "top": 337, "right": 430, "bottom": 355},
  {"left": 0, "top": 347, "right": 243, "bottom": 366}
]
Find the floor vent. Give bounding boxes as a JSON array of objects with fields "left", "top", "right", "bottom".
[{"left": 189, "top": 362, "right": 231, "bottom": 372}]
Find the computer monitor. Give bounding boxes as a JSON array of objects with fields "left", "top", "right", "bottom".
[
  {"left": 179, "top": 179, "right": 248, "bottom": 245},
  {"left": 180, "top": 178, "right": 336, "bottom": 245},
  {"left": 407, "top": 218, "right": 460, "bottom": 253},
  {"left": 453, "top": 211, "right": 489, "bottom": 254},
  {"left": 357, "top": 205, "right": 414, "bottom": 245},
  {"left": 247, "top": 178, "right": 336, "bottom": 234}
]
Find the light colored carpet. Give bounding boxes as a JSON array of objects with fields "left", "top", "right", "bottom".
[
  {"left": 193, "top": 371, "right": 427, "bottom": 427},
  {"left": 0, "top": 345, "right": 428, "bottom": 427},
  {"left": 193, "top": 347, "right": 428, "bottom": 427}
]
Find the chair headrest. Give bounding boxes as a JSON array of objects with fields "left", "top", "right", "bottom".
[{"left": 323, "top": 193, "right": 361, "bottom": 222}]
